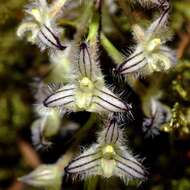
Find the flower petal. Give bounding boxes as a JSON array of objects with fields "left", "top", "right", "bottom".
[
  {"left": 17, "top": 22, "right": 38, "bottom": 43},
  {"left": 146, "top": 7, "right": 169, "bottom": 35},
  {"left": 43, "top": 84, "right": 76, "bottom": 108},
  {"left": 19, "top": 164, "right": 62, "bottom": 188},
  {"left": 117, "top": 48, "right": 147, "bottom": 74},
  {"left": 31, "top": 118, "right": 53, "bottom": 150},
  {"left": 115, "top": 152, "right": 145, "bottom": 180},
  {"left": 101, "top": 159, "right": 116, "bottom": 178},
  {"left": 104, "top": 117, "right": 120, "bottom": 144},
  {"left": 38, "top": 25, "right": 65, "bottom": 50},
  {"left": 97, "top": 116, "right": 123, "bottom": 145},
  {"left": 91, "top": 86, "right": 131, "bottom": 113},
  {"left": 78, "top": 42, "right": 93, "bottom": 79},
  {"left": 77, "top": 41, "right": 102, "bottom": 81},
  {"left": 20, "top": 0, "right": 65, "bottom": 51},
  {"left": 65, "top": 145, "right": 100, "bottom": 174},
  {"left": 160, "top": 46, "right": 177, "bottom": 66},
  {"left": 143, "top": 98, "right": 171, "bottom": 138},
  {"left": 136, "top": 0, "right": 169, "bottom": 10}
]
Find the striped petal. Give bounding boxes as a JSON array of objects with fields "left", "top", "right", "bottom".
[
  {"left": 43, "top": 84, "right": 76, "bottom": 108},
  {"left": 91, "top": 86, "right": 131, "bottom": 113},
  {"left": 146, "top": 7, "right": 169, "bottom": 36},
  {"left": 115, "top": 152, "right": 145, "bottom": 180},
  {"left": 104, "top": 117, "right": 120, "bottom": 144},
  {"left": 137, "top": 0, "right": 169, "bottom": 11},
  {"left": 77, "top": 41, "right": 103, "bottom": 81},
  {"left": 143, "top": 98, "right": 171, "bottom": 138},
  {"left": 117, "top": 49, "right": 147, "bottom": 74},
  {"left": 78, "top": 42, "right": 93, "bottom": 79},
  {"left": 19, "top": 0, "right": 65, "bottom": 51},
  {"left": 65, "top": 145, "right": 100, "bottom": 175},
  {"left": 38, "top": 25, "right": 65, "bottom": 50}
]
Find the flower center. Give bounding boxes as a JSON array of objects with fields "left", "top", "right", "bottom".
[
  {"left": 102, "top": 145, "right": 115, "bottom": 160},
  {"left": 146, "top": 38, "right": 161, "bottom": 52},
  {"left": 75, "top": 77, "right": 94, "bottom": 110},
  {"left": 79, "top": 77, "right": 94, "bottom": 93}
]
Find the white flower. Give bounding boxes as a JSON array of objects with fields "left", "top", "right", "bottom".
[
  {"left": 31, "top": 109, "right": 61, "bottom": 150},
  {"left": 43, "top": 41, "right": 131, "bottom": 113},
  {"left": 65, "top": 116, "right": 146, "bottom": 182},
  {"left": 142, "top": 98, "right": 171, "bottom": 138},
  {"left": 31, "top": 80, "right": 64, "bottom": 149},
  {"left": 117, "top": 9, "right": 177, "bottom": 77},
  {"left": 19, "top": 164, "right": 62, "bottom": 190},
  {"left": 17, "top": 0, "right": 66, "bottom": 51}
]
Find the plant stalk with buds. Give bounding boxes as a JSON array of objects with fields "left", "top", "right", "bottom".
[{"left": 17, "top": 0, "right": 177, "bottom": 189}]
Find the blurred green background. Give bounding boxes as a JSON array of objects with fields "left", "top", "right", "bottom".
[{"left": 0, "top": 0, "right": 190, "bottom": 190}]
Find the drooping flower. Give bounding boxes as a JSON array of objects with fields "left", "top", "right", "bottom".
[
  {"left": 19, "top": 164, "right": 62, "bottom": 190},
  {"left": 117, "top": 9, "right": 177, "bottom": 77},
  {"left": 142, "top": 98, "right": 171, "bottom": 138},
  {"left": 43, "top": 41, "right": 131, "bottom": 114},
  {"left": 31, "top": 108, "right": 61, "bottom": 150},
  {"left": 30, "top": 80, "right": 64, "bottom": 150},
  {"left": 17, "top": 0, "right": 66, "bottom": 51},
  {"left": 65, "top": 116, "right": 146, "bottom": 182}
]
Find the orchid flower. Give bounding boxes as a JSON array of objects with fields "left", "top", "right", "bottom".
[
  {"left": 31, "top": 108, "right": 61, "bottom": 150},
  {"left": 17, "top": 0, "right": 66, "bottom": 51},
  {"left": 65, "top": 116, "right": 146, "bottom": 182},
  {"left": 117, "top": 9, "right": 177, "bottom": 77},
  {"left": 143, "top": 98, "right": 171, "bottom": 138},
  {"left": 43, "top": 41, "right": 131, "bottom": 113},
  {"left": 19, "top": 164, "right": 62, "bottom": 190}
]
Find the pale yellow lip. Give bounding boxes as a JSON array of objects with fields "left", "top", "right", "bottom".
[{"left": 102, "top": 145, "right": 116, "bottom": 159}]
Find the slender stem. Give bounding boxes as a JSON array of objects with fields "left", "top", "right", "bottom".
[
  {"left": 95, "top": 0, "right": 103, "bottom": 40},
  {"left": 100, "top": 33, "right": 124, "bottom": 64},
  {"left": 56, "top": 150, "right": 74, "bottom": 170},
  {"left": 71, "top": 113, "right": 97, "bottom": 145},
  {"left": 56, "top": 113, "right": 97, "bottom": 170},
  {"left": 74, "top": 1, "right": 94, "bottom": 42}
]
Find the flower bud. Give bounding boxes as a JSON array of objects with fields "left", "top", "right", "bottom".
[{"left": 19, "top": 164, "right": 62, "bottom": 189}]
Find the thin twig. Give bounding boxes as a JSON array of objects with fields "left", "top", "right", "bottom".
[
  {"left": 177, "top": 31, "right": 190, "bottom": 59},
  {"left": 7, "top": 181, "right": 23, "bottom": 190},
  {"left": 18, "top": 138, "right": 41, "bottom": 168}
]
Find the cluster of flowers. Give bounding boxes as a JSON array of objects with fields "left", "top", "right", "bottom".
[{"left": 17, "top": 0, "right": 176, "bottom": 189}]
